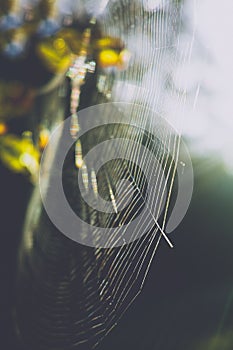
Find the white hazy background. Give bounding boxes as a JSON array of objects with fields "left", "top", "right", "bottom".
[{"left": 176, "top": 0, "right": 233, "bottom": 171}]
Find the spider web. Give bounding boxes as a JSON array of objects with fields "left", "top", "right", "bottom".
[{"left": 16, "top": 1, "right": 194, "bottom": 349}]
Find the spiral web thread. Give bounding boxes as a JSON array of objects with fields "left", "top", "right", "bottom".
[
  {"left": 16, "top": 0, "right": 194, "bottom": 349},
  {"left": 69, "top": 0, "right": 193, "bottom": 348}
]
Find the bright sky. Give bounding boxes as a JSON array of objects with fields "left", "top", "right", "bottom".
[{"left": 174, "top": 0, "right": 233, "bottom": 170}]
